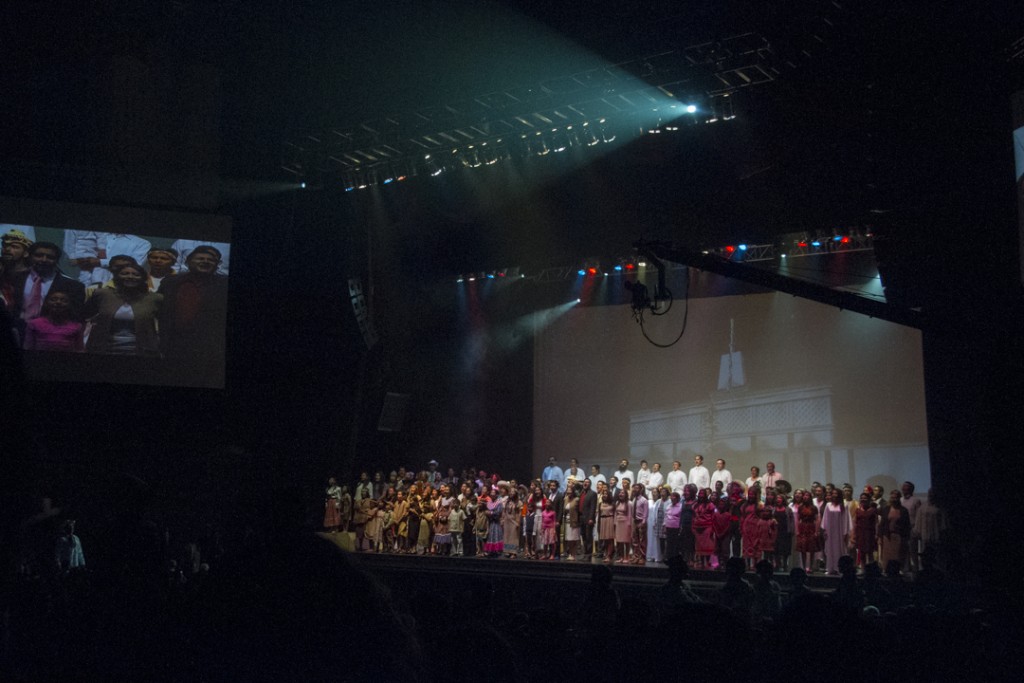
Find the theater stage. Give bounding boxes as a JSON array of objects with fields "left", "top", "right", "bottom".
[{"left": 317, "top": 532, "right": 840, "bottom": 597}]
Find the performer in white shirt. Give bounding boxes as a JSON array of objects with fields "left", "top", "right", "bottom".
[
  {"left": 665, "top": 461, "right": 687, "bottom": 493},
  {"left": 62, "top": 230, "right": 103, "bottom": 285},
  {"left": 613, "top": 460, "right": 634, "bottom": 491},
  {"left": 710, "top": 459, "right": 732, "bottom": 491},
  {"left": 688, "top": 454, "right": 711, "bottom": 491},
  {"left": 636, "top": 460, "right": 652, "bottom": 492},
  {"left": 744, "top": 466, "right": 761, "bottom": 492},
  {"left": 646, "top": 462, "right": 664, "bottom": 499},
  {"left": 587, "top": 465, "right": 607, "bottom": 490},
  {"left": 564, "top": 458, "right": 585, "bottom": 488}
]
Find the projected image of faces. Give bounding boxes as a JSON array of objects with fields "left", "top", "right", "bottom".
[{"left": 0, "top": 224, "right": 230, "bottom": 388}]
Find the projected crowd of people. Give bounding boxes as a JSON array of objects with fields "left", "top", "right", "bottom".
[
  {"left": 0, "top": 226, "right": 228, "bottom": 364},
  {"left": 326, "top": 456, "right": 945, "bottom": 579}
]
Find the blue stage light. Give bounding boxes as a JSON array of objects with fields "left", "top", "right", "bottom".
[
  {"left": 738, "top": 244, "right": 747, "bottom": 251},
  {"left": 578, "top": 269, "right": 586, "bottom": 276}
]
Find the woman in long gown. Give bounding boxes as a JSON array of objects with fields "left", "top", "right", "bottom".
[
  {"left": 501, "top": 486, "right": 520, "bottom": 558},
  {"left": 613, "top": 489, "right": 632, "bottom": 563},
  {"left": 418, "top": 492, "right": 434, "bottom": 554},
  {"left": 484, "top": 486, "right": 505, "bottom": 557},
  {"left": 879, "top": 489, "right": 910, "bottom": 573},
  {"left": 335, "top": 487, "right": 351, "bottom": 535},
  {"left": 648, "top": 486, "right": 665, "bottom": 563},
  {"left": 796, "top": 490, "right": 820, "bottom": 572},
  {"left": 392, "top": 491, "right": 409, "bottom": 553},
  {"left": 773, "top": 493, "right": 794, "bottom": 570},
  {"left": 598, "top": 492, "right": 616, "bottom": 563},
  {"left": 679, "top": 485, "right": 698, "bottom": 566},
  {"left": 740, "top": 487, "right": 762, "bottom": 569},
  {"left": 324, "top": 477, "right": 342, "bottom": 532},
  {"left": 434, "top": 490, "right": 453, "bottom": 556},
  {"left": 691, "top": 489, "right": 716, "bottom": 569},
  {"left": 820, "top": 488, "right": 851, "bottom": 575},
  {"left": 527, "top": 484, "right": 544, "bottom": 559},
  {"left": 712, "top": 496, "right": 733, "bottom": 569},
  {"left": 853, "top": 492, "right": 878, "bottom": 568},
  {"left": 405, "top": 485, "right": 422, "bottom": 555},
  {"left": 663, "top": 491, "right": 682, "bottom": 561},
  {"left": 563, "top": 485, "right": 581, "bottom": 560}
]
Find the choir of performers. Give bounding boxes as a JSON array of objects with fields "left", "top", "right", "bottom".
[{"left": 323, "top": 464, "right": 937, "bottom": 579}]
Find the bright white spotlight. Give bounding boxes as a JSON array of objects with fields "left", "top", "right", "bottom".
[
  {"left": 299, "top": 182, "right": 307, "bottom": 189},
  {"left": 576, "top": 298, "right": 581, "bottom": 303},
  {"left": 686, "top": 104, "right": 697, "bottom": 114}
]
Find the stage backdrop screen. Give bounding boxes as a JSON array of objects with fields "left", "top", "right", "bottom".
[
  {"left": 1, "top": 197, "right": 231, "bottom": 388},
  {"left": 532, "top": 275, "right": 930, "bottom": 496}
]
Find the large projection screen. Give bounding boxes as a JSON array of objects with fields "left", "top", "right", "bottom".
[
  {"left": 533, "top": 279, "right": 930, "bottom": 495},
  {"left": 1, "top": 197, "right": 231, "bottom": 389}
]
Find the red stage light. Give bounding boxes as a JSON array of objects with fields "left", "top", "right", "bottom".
[
  {"left": 840, "top": 236, "right": 850, "bottom": 243},
  {"left": 797, "top": 241, "right": 808, "bottom": 248},
  {"left": 625, "top": 263, "right": 636, "bottom": 270},
  {"left": 725, "top": 245, "right": 736, "bottom": 253},
  {"left": 587, "top": 267, "right": 598, "bottom": 275}
]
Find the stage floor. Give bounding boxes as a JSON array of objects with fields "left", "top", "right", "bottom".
[{"left": 317, "top": 532, "right": 841, "bottom": 593}]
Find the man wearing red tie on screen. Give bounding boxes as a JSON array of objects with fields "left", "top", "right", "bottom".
[{"left": 11, "top": 242, "right": 85, "bottom": 334}]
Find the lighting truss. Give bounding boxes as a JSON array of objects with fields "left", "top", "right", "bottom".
[{"left": 283, "top": 33, "right": 780, "bottom": 186}]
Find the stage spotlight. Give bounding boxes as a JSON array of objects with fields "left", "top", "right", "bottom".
[
  {"left": 576, "top": 298, "right": 581, "bottom": 303},
  {"left": 686, "top": 104, "right": 698, "bottom": 113},
  {"left": 299, "top": 182, "right": 307, "bottom": 189},
  {"left": 738, "top": 244, "right": 747, "bottom": 251},
  {"left": 614, "top": 264, "right": 623, "bottom": 271},
  {"left": 811, "top": 240, "right": 822, "bottom": 247},
  {"left": 578, "top": 269, "right": 586, "bottom": 276}
]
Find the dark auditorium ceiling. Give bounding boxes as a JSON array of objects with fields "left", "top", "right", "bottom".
[{"left": 4, "top": 1, "right": 1023, "bottom": 297}]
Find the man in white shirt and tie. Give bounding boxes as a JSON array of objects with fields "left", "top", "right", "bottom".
[{"left": 688, "top": 454, "right": 711, "bottom": 491}]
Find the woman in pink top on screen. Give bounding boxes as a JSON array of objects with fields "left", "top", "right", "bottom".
[{"left": 22, "top": 290, "right": 84, "bottom": 351}]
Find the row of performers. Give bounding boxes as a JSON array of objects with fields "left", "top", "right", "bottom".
[{"left": 325, "top": 477, "right": 932, "bottom": 574}]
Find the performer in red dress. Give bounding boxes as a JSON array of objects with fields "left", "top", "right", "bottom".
[
  {"left": 691, "top": 489, "right": 717, "bottom": 569},
  {"left": 796, "top": 490, "right": 821, "bottom": 572},
  {"left": 853, "top": 491, "right": 879, "bottom": 569}
]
